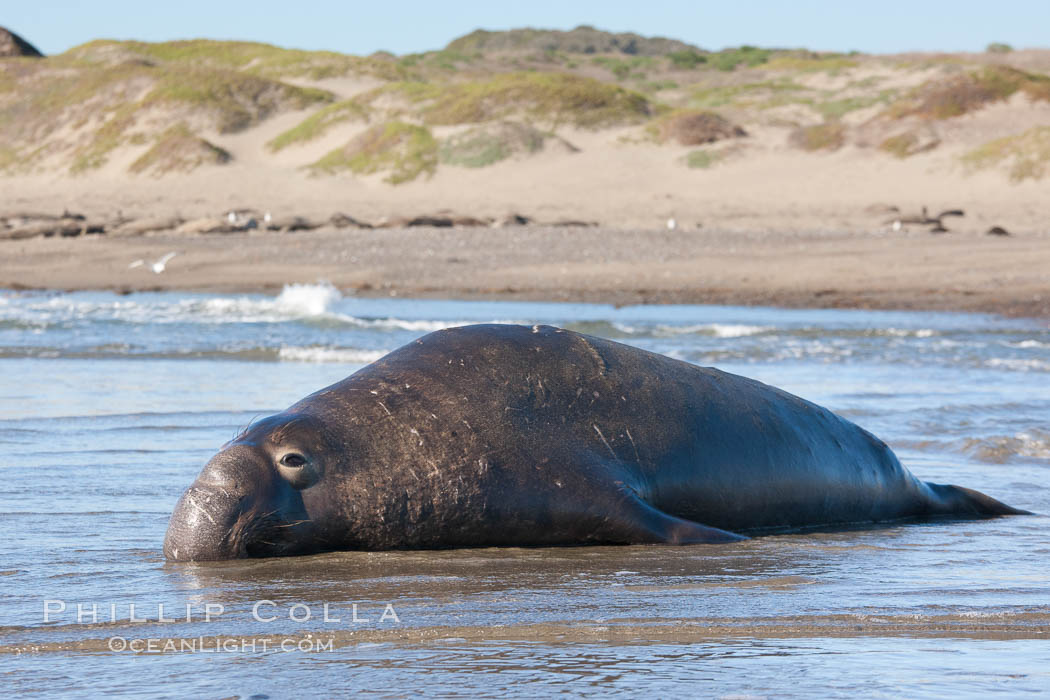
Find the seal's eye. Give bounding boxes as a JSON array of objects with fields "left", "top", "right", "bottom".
[
  {"left": 280, "top": 452, "right": 307, "bottom": 468},
  {"left": 276, "top": 451, "right": 320, "bottom": 490}
]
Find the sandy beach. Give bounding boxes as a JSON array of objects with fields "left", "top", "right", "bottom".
[{"left": 3, "top": 222, "right": 1048, "bottom": 319}]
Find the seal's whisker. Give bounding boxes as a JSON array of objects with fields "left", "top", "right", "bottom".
[{"left": 273, "top": 519, "right": 311, "bottom": 528}]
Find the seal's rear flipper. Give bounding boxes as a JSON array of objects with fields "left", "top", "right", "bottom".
[
  {"left": 927, "top": 483, "right": 1032, "bottom": 516},
  {"left": 599, "top": 492, "right": 747, "bottom": 544}
]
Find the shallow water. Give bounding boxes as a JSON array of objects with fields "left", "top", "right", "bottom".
[{"left": 1, "top": 285, "right": 1048, "bottom": 697}]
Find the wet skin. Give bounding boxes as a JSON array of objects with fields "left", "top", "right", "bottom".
[{"left": 164, "top": 324, "right": 1026, "bottom": 561}]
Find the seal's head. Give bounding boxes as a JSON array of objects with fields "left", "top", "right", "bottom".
[{"left": 163, "top": 414, "right": 329, "bottom": 561}]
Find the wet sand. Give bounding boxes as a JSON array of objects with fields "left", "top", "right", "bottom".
[
  {"left": 6, "top": 609, "right": 1049, "bottom": 656},
  {"left": 3, "top": 224, "right": 1049, "bottom": 318}
]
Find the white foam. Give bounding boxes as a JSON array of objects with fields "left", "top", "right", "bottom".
[
  {"left": 344, "top": 317, "right": 529, "bottom": 332},
  {"left": 278, "top": 346, "right": 388, "bottom": 364},
  {"left": 611, "top": 322, "right": 642, "bottom": 334},
  {"left": 708, "top": 323, "right": 770, "bottom": 338},
  {"left": 1007, "top": 339, "right": 1050, "bottom": 349},
  {"left": 1, "top": 289, "right": 537, "bottom": 333},
  {"left": 195, "top": 282, "right": 343, "bottom": 322},
  {"left": 274, "top": 282, "right": 342, "bottom": 316},
  {"left": 654, "top": 323, "right": 771, "bottom": 338},
  {"left": 881, "top": 328, "right": 937, "bottom": 338},
  {"left": 354, "top": 318, "right": 464, "bottom": 332},
  {"left": 986, "top": 358, "right": 1050, "bottom": 372},
  {"left": 1015, "top": 431, "right": 1050, "bottom": 459}
]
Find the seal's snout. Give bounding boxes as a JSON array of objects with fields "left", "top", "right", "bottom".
[
  {"left": 164, "top": 446, "right": 266, "bottom": 562},
  {"left": 165, "top": 444, "right": 316, "bottom": 561},
  {"left": 163, "top": 484, "right": 245, "bottom": 562}
]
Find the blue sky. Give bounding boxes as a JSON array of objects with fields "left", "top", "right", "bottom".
[{"left": 6, "top": 1, "right": 1048, "bottom": 56}]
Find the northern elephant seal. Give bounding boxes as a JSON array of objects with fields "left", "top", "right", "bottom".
[{"left": 164, "top": 324, "right": 1026, "bottom": 560}]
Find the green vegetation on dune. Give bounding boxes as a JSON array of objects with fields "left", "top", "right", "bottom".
[
  {"left": 815, "top": 90, "right": 897, "bottom": 119},
  {"left": 368, "top": 73, "right": 654, "bottom": 128},
  {"left": 6, "top": 27, "right": 1050, "bottom": 185},
  {"left": 425, "top": 73, "right": 654, "bottom": 127},
  {"left": 70, "top": 105, "right": 138, "bottom": 173},
  {"left": 591, "top": 55, "right": 654, "bottom": 81},
  {"left": 708, "top": 46, "right": 774, "bottom": 71},
  {"left": 667, "top": 50, "right": 707, "bottom": 69},
  {"left": 397, "top": 49, "right": 479, "bottom": 73},
  {"left": 0, "top": 144, "right": 17, "bottom": 170},
  {"left": 638, "top": 79, "right": 679, "bottom": 93},
  {"left": 763, "top": 54, "right": 859, "bottom": 73},
  {"left": 1, "top": 60, "right": 150, "bottom": 135},
  {"left": 445, "top": 28, "right": 550, "bottom": 54},
  {"left": 883, "top": 65, "right": 1050, "bottom": 120},
  {"left": 962, "top": 126, "right": 1050, "bottom": 181},
  {"left": 444, "top": 26, "right": 700, "bottom": 57},
  {"left": 128, "top": 122, "right": 231, "bottom": 175},
  {"left": 684, "top": 148, "right": 727, "bottom": 168},
  {"left": 689, "top": 79, "right": 806, "bottom": 109},
  {"left": 142, "top": 67, "right": 332, "bottom": 133},
  {"left": 0, "top": 50, "right": 333, "bottom": 172},
  {"left": 0, "top": 60, "right": 152, "bottom": 172},
  {"left": 311, "top": 121, "right": 437, "bottom": 183},
  {"left": 268, "top": 99, "right": 371, "bottom": 151},
  {"left": 439, "top": 121, "right": 551, "bottom": 168}
]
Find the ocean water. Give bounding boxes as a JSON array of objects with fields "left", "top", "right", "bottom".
[{"left": 1, "top": 284, "right": 1048, "bottom": 697}]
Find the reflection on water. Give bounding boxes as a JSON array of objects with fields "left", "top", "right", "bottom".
[{"left": 1, "top": 286, "right": 1048, "bottom": 696}]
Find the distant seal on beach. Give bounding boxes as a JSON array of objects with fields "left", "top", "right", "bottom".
[{"left": 164, "top": 324, "right": 1026, "bottom": 560}]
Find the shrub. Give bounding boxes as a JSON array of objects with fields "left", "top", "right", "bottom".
[
  {"left": 790, "top": 121, "right": 846, "bottom": 151},
  {"left": 878, "top": 130, "right": 940, "bottom": 158},
  {"left": 652, "top": 109, "right": 746, "bottom": 145},
  {"left": 685, "top": 149, "right": 724, "bottom": 168},
  {"left": 668, "top": 50, "right": 707, "bottom": 69}
]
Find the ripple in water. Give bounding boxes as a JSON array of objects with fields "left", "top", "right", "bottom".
[{"left": 0, "top": 288, "right": 1048, "bottom": 696}]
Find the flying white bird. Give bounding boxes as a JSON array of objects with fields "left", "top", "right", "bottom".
[
  {"left": 151, "top": 252, "right": 177, "bottom": 274},
  {"left": 128, "top": 252, "right": 177, "bottom": 273},
  {"left": 666, "top": 218, "right": 677, "bottom": 231}
]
